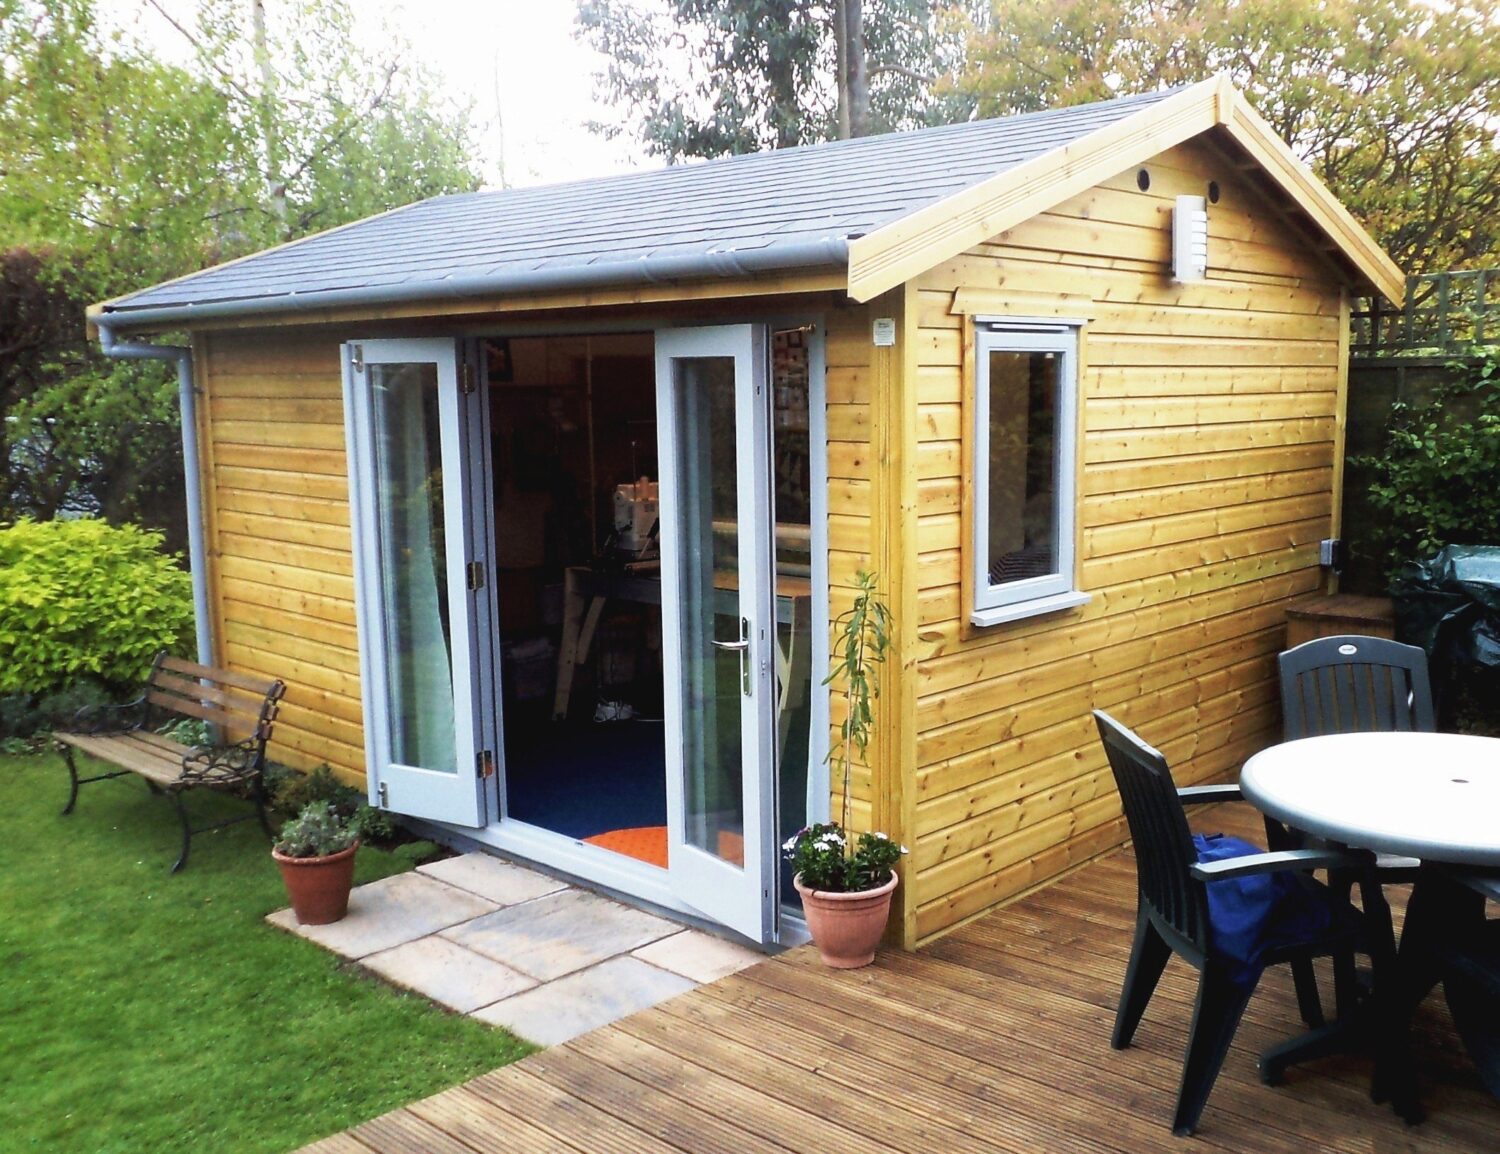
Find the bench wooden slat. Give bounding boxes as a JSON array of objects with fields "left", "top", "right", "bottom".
[
  {"left": 55, "top": 732, "right": 183, "bottom": 786},
  {"left": 127, "top": 730, "right": 197, "bottom": 756},
  {"left": 145, "top": 691, "right": 261, "bottom": 737},
  {"left": 114, "top": 731, "right": 192, "bottom": 761},
  {"left": 159, "top": 655, "right": 279, "bottom": 696},
  {"left": 151, "top": 670, "right": 267, "bottom": 717}
]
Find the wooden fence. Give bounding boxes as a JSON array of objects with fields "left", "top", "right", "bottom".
[{"left": 1353, "top": 269, "right": 1498, "bottom": 355}]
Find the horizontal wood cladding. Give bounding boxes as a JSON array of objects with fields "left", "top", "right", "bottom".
[
  {"left": 199, "top": 330, "right": 364, "bottom": 783},
  {"left": 905, "top": 136, "right": 1345, "bottom": 942}
]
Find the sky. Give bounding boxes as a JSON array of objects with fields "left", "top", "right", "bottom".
[{"left": 115, "top": 1, "right": 650, "bottom": 190}]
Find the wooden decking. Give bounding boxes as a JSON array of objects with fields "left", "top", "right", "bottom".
[{"left": 300, "top": 806, "right": 1496, "bottom": 1154}]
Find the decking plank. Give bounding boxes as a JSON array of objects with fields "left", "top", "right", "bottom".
[{"left": 296, "top": 802, "right": 1497, "bottom": 1154}]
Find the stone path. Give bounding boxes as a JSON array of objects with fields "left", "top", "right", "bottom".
[{"left": 267, "top": 852, "right": 764, "bottom": 1045}]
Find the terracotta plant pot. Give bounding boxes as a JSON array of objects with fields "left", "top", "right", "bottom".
[
  {"left": 794, "top": 871, "right": 898, "bottom": 968},
  {"left": 272, "top": 841, "right": 359, "bottom": 925}
]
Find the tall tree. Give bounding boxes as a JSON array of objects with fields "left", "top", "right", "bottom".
[
  {"left": 945, "top": 0, "right": 1500, "bottom": 275},
  {"left": 576, "top": 0, "right": 972, "bottom": 161},
  {"left": 0, "top": 0, "right": 481, "bottom": 543}
]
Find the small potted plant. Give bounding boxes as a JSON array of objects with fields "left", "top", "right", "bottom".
[
  {"left": 785, "top": 570, "right": 905, "bottom": 968},
  {"left": 786, "top": 823, "right": 906, "bottom": 968},
  {"left": 272, "top": 800, "right": 360, "bottom": 925}
]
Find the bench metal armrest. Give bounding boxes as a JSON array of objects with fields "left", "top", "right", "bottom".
[
  {"left": 1177, "top": 784, "right": 1242, "bottom": 805},
  {"left": 180, "top": 739, "right": 262, "bottom": 786},
  {"left": 70, "top": 696, "right": 148, "bottom": 735},
  {"left": 1190, "top": 847, "right": 1368, "bottom": 882}
]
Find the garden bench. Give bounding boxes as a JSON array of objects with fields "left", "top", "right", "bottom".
[{"left": 54, "top": 653, "right": 286, "bottom": 872}]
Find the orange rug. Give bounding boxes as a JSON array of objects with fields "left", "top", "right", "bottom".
[{"left": 582, "top": 826, "right": 745, "bottom": 869}]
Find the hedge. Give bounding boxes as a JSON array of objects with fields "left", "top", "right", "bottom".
[{"left": 0, "top": 517, "right": 194, "bottom": 697}]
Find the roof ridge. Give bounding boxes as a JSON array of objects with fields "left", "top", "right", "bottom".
[{"left": 436, "top": 85, "right": 1190, "bottom": 206}]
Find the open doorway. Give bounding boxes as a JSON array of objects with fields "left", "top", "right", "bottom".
[
  {"left": 482, "top": 325, "right": 822, "bottom": 934},
  {"left": 486, "top": 333, "right": 669, "bottom": 865}
]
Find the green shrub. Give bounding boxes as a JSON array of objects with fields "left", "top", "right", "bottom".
[
  {"left": 0, "top": 518, "right": 193, "bottom": 696},
  {"left": 274, "top": 801, "right": 358, "bottom": 858},
  {"left": 267, "top": 763, "right": 399, "bottom": 845},
  {"left": 1354, "top": 347, "right": 1500, "bottom": 584},
  {"left": 0, "top": 679, "right": 116, "bottom": 739}
]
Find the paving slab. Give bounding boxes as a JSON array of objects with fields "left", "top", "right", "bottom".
[
  {"left": 441, "top": 887, "right": 678, "bottom": 981},
  {"left": 267, "top": 872, "right": 497, "bottom": 959},
  {"left": 471, "top": 956, "right": 696, "bottom": 1045},
  {"left": 360, "top": 936, "right": 537, "bottom": 1013},
  {"left": 417, "top": 853, "right": 566, "bottom": 906},
  {"left": 630, "top": 929, "right": 764, "bottom": 983}
]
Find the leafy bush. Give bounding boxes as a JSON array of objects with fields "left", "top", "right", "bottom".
[
  {"left": 784, "top": 822, "right": 907, "bottom": 893},
  {"left": 268, "top": 763, "right": 398, "bottom": 844},
  {"left": 0, "top": 679, "right": 116, "bottom": 739},
  {"left": 0, "top": 518, "right": 193, "bottom": 696},
  {"left": 274, "top": 801, "right": 358, "bottom": 859},
  {"left": 159, "top": 717, "right": 213, "bottom": 747},
  {"left": 1355, "top": 347, "right": 1500, "bottom": 584}
]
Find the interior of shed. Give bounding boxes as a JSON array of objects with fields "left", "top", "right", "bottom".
[
  {"left": 486, "top": 329, "right": 816, "bottom": 889},
  {"left": 486, "top": 333, "right": 666, "bottom": 860}
]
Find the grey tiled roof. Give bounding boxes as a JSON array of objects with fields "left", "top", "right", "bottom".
[{"left": 102, "top": 87, "right": 1182, "bottom": 321}]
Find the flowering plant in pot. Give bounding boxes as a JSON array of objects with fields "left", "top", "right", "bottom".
[
  {"left": 272, "top": 800, "right": 360, "bottom": 925},
  {"left": 785, "top": 570, "right": 904, "bottom": 968}
]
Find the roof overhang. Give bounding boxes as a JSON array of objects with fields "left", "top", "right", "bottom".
[
  {"left": 845, "top": 76, "right": 1405, "bottom": 307},
  {"left": 94, "top": 235, "right": 852, "bottom": 333}
]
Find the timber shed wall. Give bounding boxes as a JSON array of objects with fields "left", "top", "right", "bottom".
[
  {"left": 904, "top": 137, "right": 1348, "bottom": 944},
  {"left": 195, "top": 330, "right": 364, "bottom": 781}
]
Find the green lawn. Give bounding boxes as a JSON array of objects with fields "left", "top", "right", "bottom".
[{"left": 0, "top": 750, "right": 533, "bottom": 1154}]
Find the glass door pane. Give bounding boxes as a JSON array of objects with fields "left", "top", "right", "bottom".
[
  {"left": 344, "top": 339, "right": 486, "bottom": 827},
  {"left": 369, "top": 362, "right": 457, "bottom": 774},
  {"left": 657, "top": 324, "right": 774, "bottom": 942},
  {"left": 671, "top": 356, "right": 745, "bottom": 865}
]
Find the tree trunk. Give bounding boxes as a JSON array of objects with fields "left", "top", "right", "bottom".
[
  {"left": 251, "top": 0, "right": 287, "bottom": 231},
  {"left": 834, "top": 0, "right": 851, "bottom": 139},
  {"left": 845, "top": 0, "right": 869, "bottom": 138}
]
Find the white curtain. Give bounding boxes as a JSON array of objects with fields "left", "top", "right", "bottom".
[{"left": 372, "top": 365, "right": 458, "bottom": 773}]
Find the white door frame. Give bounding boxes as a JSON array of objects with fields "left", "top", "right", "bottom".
[
  {"left": 654, "top": 324, "right": 776, "bottom": 941},
  {"left": 342, "top": 338, "right": 489, "bottom": 827},
  {"left": 407, "top": 319, "right": 829, "bottom": 944}
]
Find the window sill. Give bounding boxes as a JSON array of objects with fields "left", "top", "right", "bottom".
[{"left": 970, "top": 590, "right": 1091, "bottom": 629}]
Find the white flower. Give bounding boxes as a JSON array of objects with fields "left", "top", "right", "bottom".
[
  {"left": 899, "top": 844, "right": 910, "bottom": 854},
  {"left": 782, "top": 836, "right": 798, "bottom": 852},
  {"left": 872, "top": 832, "right": 889, "bottom": 840}
]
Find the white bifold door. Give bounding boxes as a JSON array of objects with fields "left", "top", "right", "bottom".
[
  {"left": 342, "top": 338, "right": 494, "bottom": 827},
  {"left": 656, "top": 325, "right": 778, "bottom": 942}
]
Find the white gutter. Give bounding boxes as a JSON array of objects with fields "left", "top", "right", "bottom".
[{"left": 95, "top": 322, "right": 214, "bottom": 670}]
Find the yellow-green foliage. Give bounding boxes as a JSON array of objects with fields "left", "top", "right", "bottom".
[{"left": 0, "top": 518, "right": 193, "bottom": 695}]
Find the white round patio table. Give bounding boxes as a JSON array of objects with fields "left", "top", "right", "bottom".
[{"left": 1240, "top": 731, "right": 1500, "bottom": 867}]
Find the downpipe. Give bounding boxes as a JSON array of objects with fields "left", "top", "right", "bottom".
[{"left": 95, "top": 321, "right": 214, "bottom": 669}]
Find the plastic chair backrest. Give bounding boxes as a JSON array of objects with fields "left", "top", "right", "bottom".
[
  {"left": 1094, "top": 710, "right": 1209, "bottom": 954},
  {"left": 1279, "top": 635, "right": 1435, "bottom": 740}
]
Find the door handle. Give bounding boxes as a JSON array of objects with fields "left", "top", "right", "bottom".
[{"left": 711, "top": 616, "right": 753, "bottom": 696}]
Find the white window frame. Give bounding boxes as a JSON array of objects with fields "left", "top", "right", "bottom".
[{"left": 970, "top": 318, "right": 1090, "bottom": 628}]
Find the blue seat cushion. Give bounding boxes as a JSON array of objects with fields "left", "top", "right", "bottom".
[{"left": 1194, "top": 833, "right": 1335, "bottom": 984}]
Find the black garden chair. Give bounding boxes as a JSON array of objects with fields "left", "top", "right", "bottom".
[
  {"left": 1276, "top": 634, "right": 1435, "bottom": 877},
  {"left": 1094, "top": 710, "right": 1370, "bottom": 1136},
  {"left": 1390, "top": 868, "right": 1500, "bottom": 1107}
]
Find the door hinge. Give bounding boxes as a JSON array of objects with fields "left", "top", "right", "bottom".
[
  {"left": 466, "top": 560, "right": 485, "bottom": 590},
  {"left": 377, "top": 781, "right": 389, "bottom": 808},
  {"left": 460, "top": 360, "right": 477, "bottom": 394},
  {"left": 350, "top": 344, "right": 364, "bottom": 373},
  {"left": 477, "top": 749, "right": 496, "bottom": 778}
]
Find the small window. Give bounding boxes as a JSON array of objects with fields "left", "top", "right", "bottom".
[{"left": 971, "top": 321, "right": 1087, "bottom": 626}]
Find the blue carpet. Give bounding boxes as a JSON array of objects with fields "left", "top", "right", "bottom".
[{"left": 504, "top": 719, "right": 667, "bottom": 839}]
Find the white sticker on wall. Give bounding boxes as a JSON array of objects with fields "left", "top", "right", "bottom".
[{"left": 872, "top": 317, "right": 896, "bottom": 347}]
